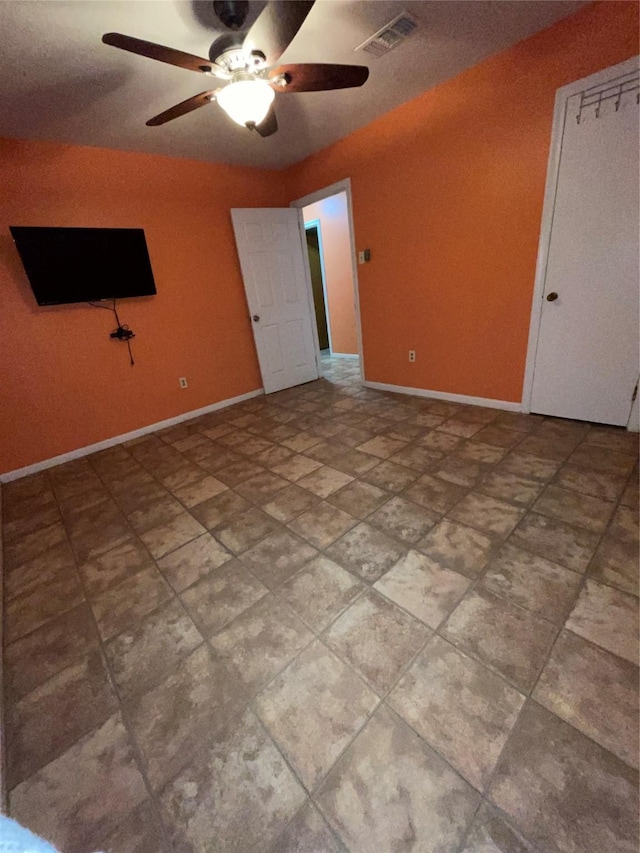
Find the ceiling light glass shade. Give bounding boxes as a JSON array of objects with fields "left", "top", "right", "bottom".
[{"left": 217, "top": 80, "right": 275, "bottom": 127}]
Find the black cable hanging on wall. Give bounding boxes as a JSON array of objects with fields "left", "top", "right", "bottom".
[{"left": 88, "top": 299, "right": 136, "bottom": 365}]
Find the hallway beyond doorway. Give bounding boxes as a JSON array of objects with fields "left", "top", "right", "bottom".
[
  {"left": 298, "top": 188, "right": 360, "bottom": 360},
  {"left": 320, "top": 351, "right": 361, "bottom": 392}
]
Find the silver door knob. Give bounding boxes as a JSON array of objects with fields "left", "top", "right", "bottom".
[{"left": 252, "top": 314, "right": 260, "bottom": 322}]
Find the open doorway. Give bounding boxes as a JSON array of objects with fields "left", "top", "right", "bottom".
[
  {"left": 305, "top": 221, "right": 331, "bottom": 353},
  {"left": 291, "top": 180, "right": 363, "bottom": 383}
]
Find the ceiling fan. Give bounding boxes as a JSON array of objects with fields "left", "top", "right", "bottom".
[{"left": 102, "top": 0, "right": 369, "bottom": 137}]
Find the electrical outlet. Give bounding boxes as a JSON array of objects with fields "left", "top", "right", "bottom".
[
  {"left": 179, "top": 377, "right": 188, "bottom": 389},
  {"left": 408, "top": 350, "right": 416, "bottom": 363}
]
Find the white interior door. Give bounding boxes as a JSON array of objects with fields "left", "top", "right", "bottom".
[
  {"left": 231, "top": 208, "right": 319, "bottom": 394},
  {"left": 530, "top": 64, "right": 639, "bottom": 426}
]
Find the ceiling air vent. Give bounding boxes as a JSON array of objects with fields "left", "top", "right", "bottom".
[{"left": 356, "top": 12, "right": 419, "bottom": 59}]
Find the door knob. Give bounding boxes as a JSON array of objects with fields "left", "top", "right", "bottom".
[
  {"left": 546, "top": 292, "right": 559, "bottom": 302},
  {"left": 252, "top": 314, "right": 260, "bottom": 322}
]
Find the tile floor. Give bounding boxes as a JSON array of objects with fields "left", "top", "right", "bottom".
[{"left": 1, "top": 353, "right": 639, "bottom": 853}]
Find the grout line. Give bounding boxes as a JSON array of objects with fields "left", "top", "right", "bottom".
[
  {"left": 196, "top": 536, "right": 438, "bottom": 820},
  {"left": 476, "top": 454, "right": 640, "bottom": 801},
  {"left": 32, "top": 477, "right": 175, "bottom": 852},
  {"left": 253, "top": 580, "right": 437, "bottom": 802},
  {"left": 84, "top": 413, "right": 640, "bottom": 775},
  {"left": 452, "top": 797, "right": 485, "bottom": 853},
  {"left": 1, "top": 370, "right": 637, "bottom": 851},
  {"left": 453, "top": 797, "right": 546, "bottom": 853},
  {"left": 265, "top": 800, "right": 349, "bottom": 853}
]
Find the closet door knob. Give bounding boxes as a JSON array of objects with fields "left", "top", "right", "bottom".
[{"left": 546, "top": 292, "right": 559, "bottom": 302}]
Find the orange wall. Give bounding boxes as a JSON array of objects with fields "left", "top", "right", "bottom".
[
  {"left": 286, "top": 1, "right": 639, "bottom": 402},
  {"left": 303, "top": 193, "right": 358, "bottom": 354},
  {"left": 2, "top": 2, "right": 637, "bottom": 475},
  {"left": 0, "top": 138, "right": 288, "bottom": 474}
]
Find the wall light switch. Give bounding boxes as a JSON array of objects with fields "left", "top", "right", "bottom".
[
  {"left": 358, "top": 251, "right": 365, "bottom": 264},
  {"left": 358, "top": 249, "right": 371, "bottom": 264}
]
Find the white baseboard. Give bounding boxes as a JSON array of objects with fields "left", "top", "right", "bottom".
[
  {"left": 329, "top": 353, "right": 359, "bottom": 359},
  {"left": 0, "top": 388, "right": 264, "bottom": 483},
  {"left": 363, "top": 381, "right": 522, "bottom": 413}
]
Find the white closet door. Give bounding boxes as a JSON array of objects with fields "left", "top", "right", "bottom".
[
  {"left": 231, "top": 208, "right": 319, "bottom": 394},
  {"left": 530, "top": 67, "right": 639, "bottom": 425}
]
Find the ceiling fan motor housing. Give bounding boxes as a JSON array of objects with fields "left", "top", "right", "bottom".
[
  {"left": 212, "top": 0, "right": 249, "bottom": 31},
  {"left": 208, "top": 33, "right": 265, "bottom": 72}
]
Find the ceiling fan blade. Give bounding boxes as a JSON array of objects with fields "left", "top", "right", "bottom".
[
  {"left": 146, "top": 91, "right": 219, "bottom": 126},
  {"left": 102, "top": 33, "right": 215, "bottom": 74},
  {"left": 254, "top": 105, "right": 278, "bottom": 137},
  {"left": 266, "top": 63, "right": 369, "bottom": 93},
  {"left": 243, "top": 1, "right": 315, "bottom": 65}
]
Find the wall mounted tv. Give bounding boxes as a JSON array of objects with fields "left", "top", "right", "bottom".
[{"left": 9, "top": 226, "right": 157, "bottom": 306}]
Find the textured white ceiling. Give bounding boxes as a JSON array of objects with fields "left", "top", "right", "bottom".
[{"left": 0, "top": 0, "right": 586, "bottom": 168}]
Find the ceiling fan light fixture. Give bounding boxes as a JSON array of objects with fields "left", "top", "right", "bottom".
[{"left": 217, "top": 79, "right": 275, "bottom": 127}]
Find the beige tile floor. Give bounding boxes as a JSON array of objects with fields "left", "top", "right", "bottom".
[{"left": 2, "top": 353, "right": 639, "bottom": 853}]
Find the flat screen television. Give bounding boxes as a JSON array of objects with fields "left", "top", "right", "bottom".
[{"left": 9, "top": 226, "right": 157, "bottom": 306}]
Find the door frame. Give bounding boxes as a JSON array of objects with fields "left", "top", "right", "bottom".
[
  {"left": 304, "top": 219, "right": 333, "bottom": 354},
  {"left": 290, "top": 178, "right": 364, "bottom": 383},
  {"left": 521, "top": 55, "right": 639, "bottom": 415}
]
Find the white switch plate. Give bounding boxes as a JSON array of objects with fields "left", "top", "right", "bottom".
[
  {"left": 358, "top": 251, "right": 365, "bottom": 264},
  {"left": 179, "top": 377, "right": 188, "bottom": 389}
]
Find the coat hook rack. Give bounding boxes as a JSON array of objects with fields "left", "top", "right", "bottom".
[{"left": 574, "top": 71, "right": 639, "bottom": 124}]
